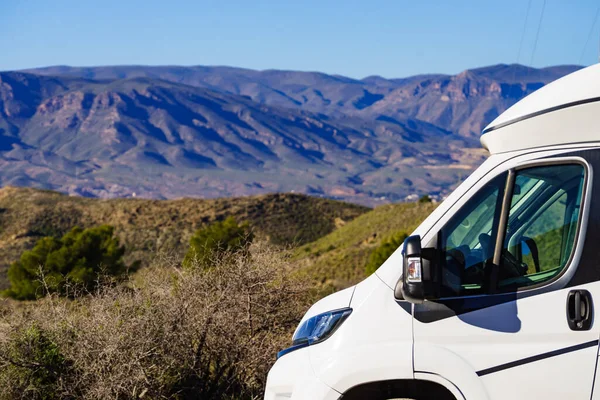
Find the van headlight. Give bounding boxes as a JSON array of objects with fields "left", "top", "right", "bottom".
[{"left": 277, "top": 308, "right": 352, "bottom": 359}]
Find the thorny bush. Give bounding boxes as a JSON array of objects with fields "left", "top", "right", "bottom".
[{"left": 0, "top": 241, "right": 311, "bottom": 400}]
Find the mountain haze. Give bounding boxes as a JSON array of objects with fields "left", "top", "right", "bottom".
[{"left": 0, "top": 64, "right": 582, "bottom": 204}]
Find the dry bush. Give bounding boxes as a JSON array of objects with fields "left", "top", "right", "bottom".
[{"left": 0, "top": 241, "right": 310, "bottom": 400}]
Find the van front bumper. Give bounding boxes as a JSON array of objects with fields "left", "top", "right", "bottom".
[{"left": 264, "top": 347, "right": 340, "bottom": 400}]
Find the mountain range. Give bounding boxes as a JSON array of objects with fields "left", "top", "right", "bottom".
[{"left": 0, "top": 63, "right": 582, "bottom": 205}]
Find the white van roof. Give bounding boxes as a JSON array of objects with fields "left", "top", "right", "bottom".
[{"left": 481, "top": 64, "right": 600, "bottom": 154}]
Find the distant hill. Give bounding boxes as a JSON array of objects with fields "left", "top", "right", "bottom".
[
  {"left": 0, "top": 186, "right": 368, "bottom": 288},
  {"left": 0, "top": 63, "right": 582, "bottom": 204}
]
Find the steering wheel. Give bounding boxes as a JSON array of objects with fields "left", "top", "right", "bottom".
[
  {"left": 499, "top": 249, "right": 529, "bottom": 279},
  {"left": 477, "top": 233, "right": 528, "bottom": 280},
  {"left": 446, "top": 245, "right": 485, "bottom": 285}
]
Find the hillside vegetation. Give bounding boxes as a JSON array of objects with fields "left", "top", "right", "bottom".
[
  {"left": 296, "top": 202, "right": 437, "bottom": 290},
  {"left": 0, "top": 189, "right": 438, "bottom": 399},
  {"left": 0, "top": 187, "right": 368, "bottom": 289},
  {"left": 0, "top": 243, "right": 310, "bottom": 399}
]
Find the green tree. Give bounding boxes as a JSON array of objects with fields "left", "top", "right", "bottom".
[
  {"left": 4, "top": 225, "right": 128, "bottom": 300},
  {"left": 365, "top": 232, "right": 408, "bottom": 275},
  {"left": 418, "top": 195, "right": 432, "bottom": 203},
  {"left": 183, "top": 217, "right": 253, "bottom": 269}
]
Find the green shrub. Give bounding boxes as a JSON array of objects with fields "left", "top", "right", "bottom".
[
  {"left": 365, "top": 232, "right": 408, "bottom": 275},
  {"left": 418, "top": 195, "right": 432, "bottom": 203},
  {"left": 4, "top": 225, "right": 129, "bottom": 300},
  {"left": 0, "top": 324, "right": 72, "bottom": 399},
  {"left": 183, "top": 217, "right": 253, "bottom": 269}
]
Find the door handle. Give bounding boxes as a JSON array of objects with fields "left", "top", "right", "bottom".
[{"left": 567, "top": 290, "right": 593, "bottom": 331}]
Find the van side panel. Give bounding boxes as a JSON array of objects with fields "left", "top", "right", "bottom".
[
  {"left": 413, "top": 283, "right": 600, "bottom": 400},
  {"left": 414, "top": 148, "right": 600, "bottom": 400}
]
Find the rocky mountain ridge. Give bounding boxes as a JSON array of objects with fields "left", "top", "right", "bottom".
[{"left": 0, "top": 63, "right": 581, "bottom": 205}]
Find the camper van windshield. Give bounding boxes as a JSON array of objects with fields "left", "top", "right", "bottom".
[{"left": 440, "top": 173, "right": 507, "bottom": 297}]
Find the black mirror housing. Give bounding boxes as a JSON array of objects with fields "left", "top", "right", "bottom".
[{"left": 401, "top": 235, "right": 425, "bottom": 303}]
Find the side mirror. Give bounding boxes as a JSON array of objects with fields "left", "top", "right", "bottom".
[{"left": 401, "top": 235, "right": 425, "bottom": 303}]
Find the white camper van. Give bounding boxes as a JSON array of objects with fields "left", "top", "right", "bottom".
[{"left": 264, "top": 64, "right": 600, "bottom": 400}]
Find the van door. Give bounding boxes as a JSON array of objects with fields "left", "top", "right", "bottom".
[{"left": 412, "top": 156, "right": 600, "bottom": 399}]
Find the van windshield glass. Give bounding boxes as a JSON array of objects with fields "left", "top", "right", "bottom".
[{"left": 439, "top": 173, "right": 506, "bottom": 297}]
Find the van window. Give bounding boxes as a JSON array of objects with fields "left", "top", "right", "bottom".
[
  {"left": 439, "top": 173, "right": 507, "bottom": 297},
  {"left": 438, "top": 163, "right": 585, "bottom": 298},
  {"left": 498, "top": 164, "right": 585, "bottom": 291}
]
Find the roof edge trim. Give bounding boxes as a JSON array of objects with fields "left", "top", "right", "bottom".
[{"left": 482, "top": 96, "right": 600, "bottom": 135}]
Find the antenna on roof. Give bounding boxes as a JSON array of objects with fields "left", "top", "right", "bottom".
[
  {"left": 579, "top": 5, "right": 600, "bottom": 65},
  {"left": 529, "top": 0, "right": 547, "bottom": 66},
  {"left": 513, "top": 0, "right": 533, "bottom": 84},
  {"left": 516, "top": 0, "right": 533, "bottom": 65}
]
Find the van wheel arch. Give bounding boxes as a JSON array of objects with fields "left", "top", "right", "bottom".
[{"left": 339, "top": 379, "right": 457, "bottom": 400}]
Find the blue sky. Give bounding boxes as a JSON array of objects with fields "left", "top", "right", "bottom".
[{"left": 2, "top": 0, "right": 600, "bottom": 78}]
